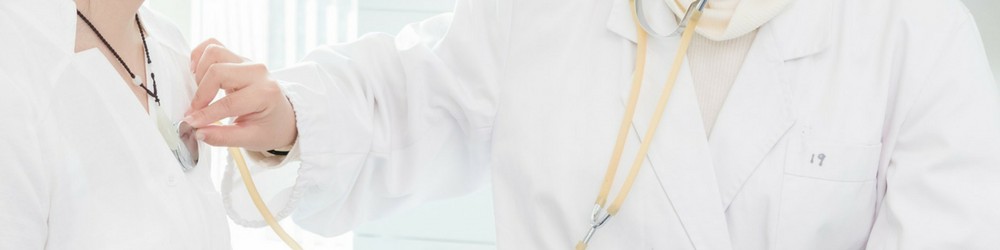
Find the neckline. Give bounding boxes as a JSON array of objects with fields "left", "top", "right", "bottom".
[{"left": 73, "top": 8, "right": 160, "bottom": 115}]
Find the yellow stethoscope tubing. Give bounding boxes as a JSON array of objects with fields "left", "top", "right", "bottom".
[
  {"left": 604, "top": 5, "right": 703, "bottom": 217},
  {"left": 578, "top": 1, "right": 703, "bottom": 249},
  {"left": 230, "top": 147, "right": 302, "bottom": 250},
  {"left": 218, "top": 121, "right": 303, "bottom": 250}
]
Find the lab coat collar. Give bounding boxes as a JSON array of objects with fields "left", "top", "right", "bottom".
[
  {"left": 765, "top": 0, "right": 834, "bottom": 61},
  {"left": 605, "top": 0, "right": 673, "bottom": 45},
  {"left": 0, "top": 0, "right": 77, "bottom": 86}
]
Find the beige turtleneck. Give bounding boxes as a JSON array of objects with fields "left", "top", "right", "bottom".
[{"left": 687, "top": 30, "right": 758, "bottom": 137}]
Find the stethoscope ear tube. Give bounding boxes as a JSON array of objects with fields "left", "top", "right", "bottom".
[
  {"left": 211, "top": 120, "right": 302, "bottom": 249},
  {"left": 230, "top": 146, "right": 304, "bottom": 250},
  {"left": 634, "top": 0, "right": 708, "bottom": 38}
]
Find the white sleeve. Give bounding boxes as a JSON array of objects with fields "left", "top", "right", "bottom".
[
  {"left": 0, "top": 74, "right": 54, "bottom": 249},
  {"left": 866, "top": 11, "right": 1000, "bottom": 249},
  {"left": 221, "top": 0, "right": 509, "bottom": 236}
]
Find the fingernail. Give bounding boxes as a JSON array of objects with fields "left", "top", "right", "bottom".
[
  {"left": 183, "top": 115, "right": 195, "bottom": 125},
  {"left": 195, "top": 130, "right": 205, "bottom": 141}
]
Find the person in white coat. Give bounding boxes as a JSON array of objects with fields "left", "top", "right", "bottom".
[
  {"left": 0, "top": 0, "right": 230, "bottom": 249},
  {"left": 185, "top": 0, "right": 1000, "bottom": 248}
]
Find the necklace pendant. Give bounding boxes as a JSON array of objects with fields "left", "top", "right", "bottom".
[{"left": 132, "top": 77, "right": 143, "bottom": 86}]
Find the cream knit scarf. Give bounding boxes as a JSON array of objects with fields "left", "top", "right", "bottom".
[{"left": 665, "top": 0, "right": 792, "bottom": 41}]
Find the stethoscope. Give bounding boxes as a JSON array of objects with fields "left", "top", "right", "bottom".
[
  {"left": 576, "top": 0, "right": 707, "bottom": 249},
  {"left": 168, "top": 121, "right": 303, "bottom": 249}
]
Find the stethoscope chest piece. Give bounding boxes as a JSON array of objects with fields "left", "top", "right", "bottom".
[
  {"left": 154, "top": 107, "right": 199, "bottom": 172},
  {"left": 174, "top": 120, "right": 200, "bottom": 171}
]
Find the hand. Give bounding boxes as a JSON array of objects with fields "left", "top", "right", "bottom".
[{"left": 184, "top": 39, "right": 297, "bottom": 151}]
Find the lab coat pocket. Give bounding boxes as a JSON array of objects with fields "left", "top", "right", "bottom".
[
  {"left": 776, "top": 134, "right": 882, "bottom": 249},
  {"left": 784, "top": 137, "right": 881, "bottom": 182}
]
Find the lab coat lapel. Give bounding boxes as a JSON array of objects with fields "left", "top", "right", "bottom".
[
  {"left": 606, "top": 1, "right": 733, "bottom": 249},
  {"left": 68, "top": 49, "right": 186, "bottom": 172},
  {"left": 706, "top": 26, "right": 795, "bottom": 210},
  {"left": 708, "top": 0, "right": 833, "bottom": 210},
  {"left": 0, "top": 1, "right": 76, "bottom": 87}
]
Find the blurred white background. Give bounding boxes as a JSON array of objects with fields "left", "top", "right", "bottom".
[{"left": 146, "top": 0, "right": 998, "bottom": 249}]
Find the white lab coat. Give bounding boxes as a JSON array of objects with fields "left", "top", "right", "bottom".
[
  {"left": 0, "top": 2, "right": 230, "bottom": 249},
  {"left": 223, "top": 0, "right": 1000, "bottom": 249}
]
